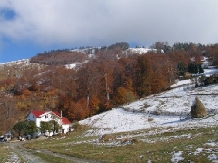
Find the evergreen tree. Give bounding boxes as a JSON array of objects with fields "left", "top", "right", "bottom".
[
  {"left": 193, "top": 63, "right": 198, "bottom": 74},
  {"left": 198, "top": 65, "right": 204, "bottom": 74},
  {"left": 188, "top": 63, "right": 194, "bottom": 73},
  {"left": 188, "top": 63, "right": 199, "bottom": 74},
  {"left": 177, "top": 62, "right": 186, "bottom": 76}
]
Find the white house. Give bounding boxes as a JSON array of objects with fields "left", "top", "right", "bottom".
[{"left": 26, "top": 110, "right": 72, "bottom": 137}]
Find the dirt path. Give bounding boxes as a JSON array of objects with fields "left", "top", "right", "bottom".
[
  {"left": 9, "top": 141, "right": 46, "bottom": 163},
  {"left": 9, "top": 141, "right": 103, "bottom": 163}
]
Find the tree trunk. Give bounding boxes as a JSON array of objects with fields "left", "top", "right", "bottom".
[{"left": 105, "top": 73, "right": 110, "bottom": 101}]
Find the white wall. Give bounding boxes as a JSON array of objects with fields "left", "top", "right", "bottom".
[
  {"left": 27, "top": 111, "right": 71, "bottom": 136},
  {"left": 62, "top": 124, "right": 70, "bottom": 133}
]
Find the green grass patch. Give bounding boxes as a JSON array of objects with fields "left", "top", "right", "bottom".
[
  {"left": 23, "top": 126, "right": 218, "bottom": 163},
  {"left": 0, "top": 144, "right": 11, "bottom": 162},
  {"left": 0, "top": 143, "right": 24, "bottom": 162},
  {"left": 33, "top": 152, "right": 74, "bottom": 163}
]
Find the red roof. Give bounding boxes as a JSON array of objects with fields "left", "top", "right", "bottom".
[
  {"left": 62, "top": 117, "right": 71, "bottom": 125},
  {"left": 32, "top": 110, "right": 46, "bottom": 118},
  {"left": 53, "top": 111, "right": 61, "bottom": 117},
  {"left": 31, "top": 110, "right": 71, "bottom": 125}
]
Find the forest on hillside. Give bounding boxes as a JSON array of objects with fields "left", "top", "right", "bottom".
[{"left": 1, "top": 42, "right": 218, "bottom": 133}]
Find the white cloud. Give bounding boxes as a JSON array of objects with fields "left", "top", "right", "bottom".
[{"left": 0, "top": 0, "right": 218, "bottom": 47}]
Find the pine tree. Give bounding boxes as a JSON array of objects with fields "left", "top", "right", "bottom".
[
  {"left": 198, "top": 65, "right": 204, "bottom": 74},
  {"left": 177, "top": 62, "right": 186, "bottom": 76}
]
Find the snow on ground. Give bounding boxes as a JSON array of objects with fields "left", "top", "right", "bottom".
[
  {"left": 80, "top": 84, "right": 218, "bottom": 136},
  {"left": 65, "top": 63, "right": 77, "bottom": 69},
  {"left": 203, "top": 67, "right": 218, "bottom": 77},
  {"left": 125, "top": 84, "right": 218, "bottom": 115},
  {"left": 171, "top": 151, "right": 184, "bottom": 163},
  {"left": 0, "top": 59, "right": 29, "bottom": 65},
  {"left": 80, "top": 68, "right": 218, "bottom": 136},
  {"left": 128, "top": 48, "right": 154, "bottom": 54},
  {"left": 171, "top": 79, "right": 191, "bottom": 88},
  {"left": 127, "top": 48, "right": 164, "bottom": 54},
  {"left": 208, "top": 154, "right": 218, "bottom": 162}
]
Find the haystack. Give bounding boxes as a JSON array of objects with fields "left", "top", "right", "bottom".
[{"left": 191, "top": 97, "right": 207, "bottom": 118}]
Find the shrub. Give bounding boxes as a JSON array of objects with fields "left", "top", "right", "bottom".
[
  {"left": 100, "top": 134, "right": 116, "bottom": 142},
  {"left": 72, "top": 121, "right": 84, "bottom": 131},
  {"left": 114, "top": 87, "right": 136, "bottom": 105},
  {"left": 148, "top": 116, "right": 154, "bottom": 122},
  {"left": 121, "top": 138, "right": 139, "bottom": 145}
]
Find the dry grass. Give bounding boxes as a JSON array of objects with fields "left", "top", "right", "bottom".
[
  {"left": 191, "top": 97, "right": 207, "bottom": 118},
  {"left": 23, "top": 125, "right": 218, "bottom": 163},
  {"left": 33, "top": 152, "right": 74, "bottom": 163},
  {"left": 100, "top": 134, "right": 116, "bottom": 142},
  {"left": 0, "top": 144, "right": 11, "bottom": 162},
  {"left": 0, "top": 143, "right": 23, "bottom": 162}
]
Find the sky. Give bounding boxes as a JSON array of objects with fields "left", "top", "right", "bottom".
[{"left": 0, "top": 0, "right": 218, "bottom": 63}]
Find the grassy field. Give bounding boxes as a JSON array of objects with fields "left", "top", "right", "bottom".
[
  {"left": 0, "top": 143, "right": 11, "bottom": 162},
  {"left": 33, "top": 152, "right": 74, "bottom": 163},
  {"left": 0, "top": 143, "right": 23, "bottom": 162},
  {"left": 23, "top": 125, "right": 218, "bottom": 163}
]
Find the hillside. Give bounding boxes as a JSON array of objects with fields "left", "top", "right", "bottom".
[
  {"left": 0, "top": 59, "right": 44, "bottom": 80},
  {"left": 0, "top": 43, "right": 218, "bottom": 162},
  {"left": 30, "top": 51, "right": 89, "bottom": 65},
  {"left": 1, "top": 41, "right": 218, "bottom": 135},
  {"left": 80, "top": 75, "right": 218, "bottom": 136},
  {"left": 17, "top": 75, "right": 218, "bottom": 163}
]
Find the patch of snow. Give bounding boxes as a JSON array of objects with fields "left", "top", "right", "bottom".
[
  {"left": 3, "top": 152, "right": 21, "bottom": 163},
  {"left": 65, "top": 63, "right": 77, "bottom": 69},
  {"left": 205, "top": 142, "right": 217, "bottom": 147},
  {"left": 127, "top": 48, "right": 164, "bottom": 54},
  {"left": 88, "top": 53, "right": 95, "bottom": 58},
  {"left": 208, "top": 154, "right": 218, "bottom": 162},
  {"left": 0, "top": 59, "right": 29, "bottom": 65},
  {"left": 171, "top": 151, "right": 184, "bottom": 163},
  {"left": 171, "top": 79, "right": 191, "bottom": 88},
  {"left": 194, "top": 148, "right": 203, "bottom": 155},
  {"left": 203, "top": 67, "right": 218, "bottom": 77}
]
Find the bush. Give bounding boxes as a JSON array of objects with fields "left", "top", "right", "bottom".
[
  {"left": 114, "top": 87, "right": 136, "bottom": 105},
  {"left": 191, "top": 97, "right": 207, "bottom": 118},
  {"left": 100, "top": 134, "right": 116, "bottom": 142},
  {"left": 72, "top": 121, "right": 84, "bottom": 131},
  {"left": 148, "top": 117, "right": 154, "bottom": 122}
]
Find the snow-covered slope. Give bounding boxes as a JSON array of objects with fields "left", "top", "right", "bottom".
[
  {"left": 0, "top": 59, "right": 43, "bottom": 68},
  {"left": 0, "top": 59, "right": 30, "bottom": 66},
  {"left": 0, "top": 59, "right": 45, "bottom": 78},
  {"left": 126, "top": 48, "right": 164, "bottom": 54},
  {"left": 80, "top": 75, "right": 218, "bottom": 136}
]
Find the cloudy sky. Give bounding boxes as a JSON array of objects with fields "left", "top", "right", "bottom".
[{"left": 0, "top": 0, "right": 218, "bottom": 62}]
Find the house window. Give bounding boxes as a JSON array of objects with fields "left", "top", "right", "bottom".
[
  {"left": 45, "top": 115, "right": 48, "bottom": 118},
  {"left": 32, "top": 115, "right": 34, "bottom": 118}
]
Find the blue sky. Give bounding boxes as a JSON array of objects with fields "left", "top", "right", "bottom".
[
  {"left": 0, "top": 0, "right": 218, "bottom": 63},
  {"left": 0, "top": 37, "right": 72, "bottom": 63}
]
